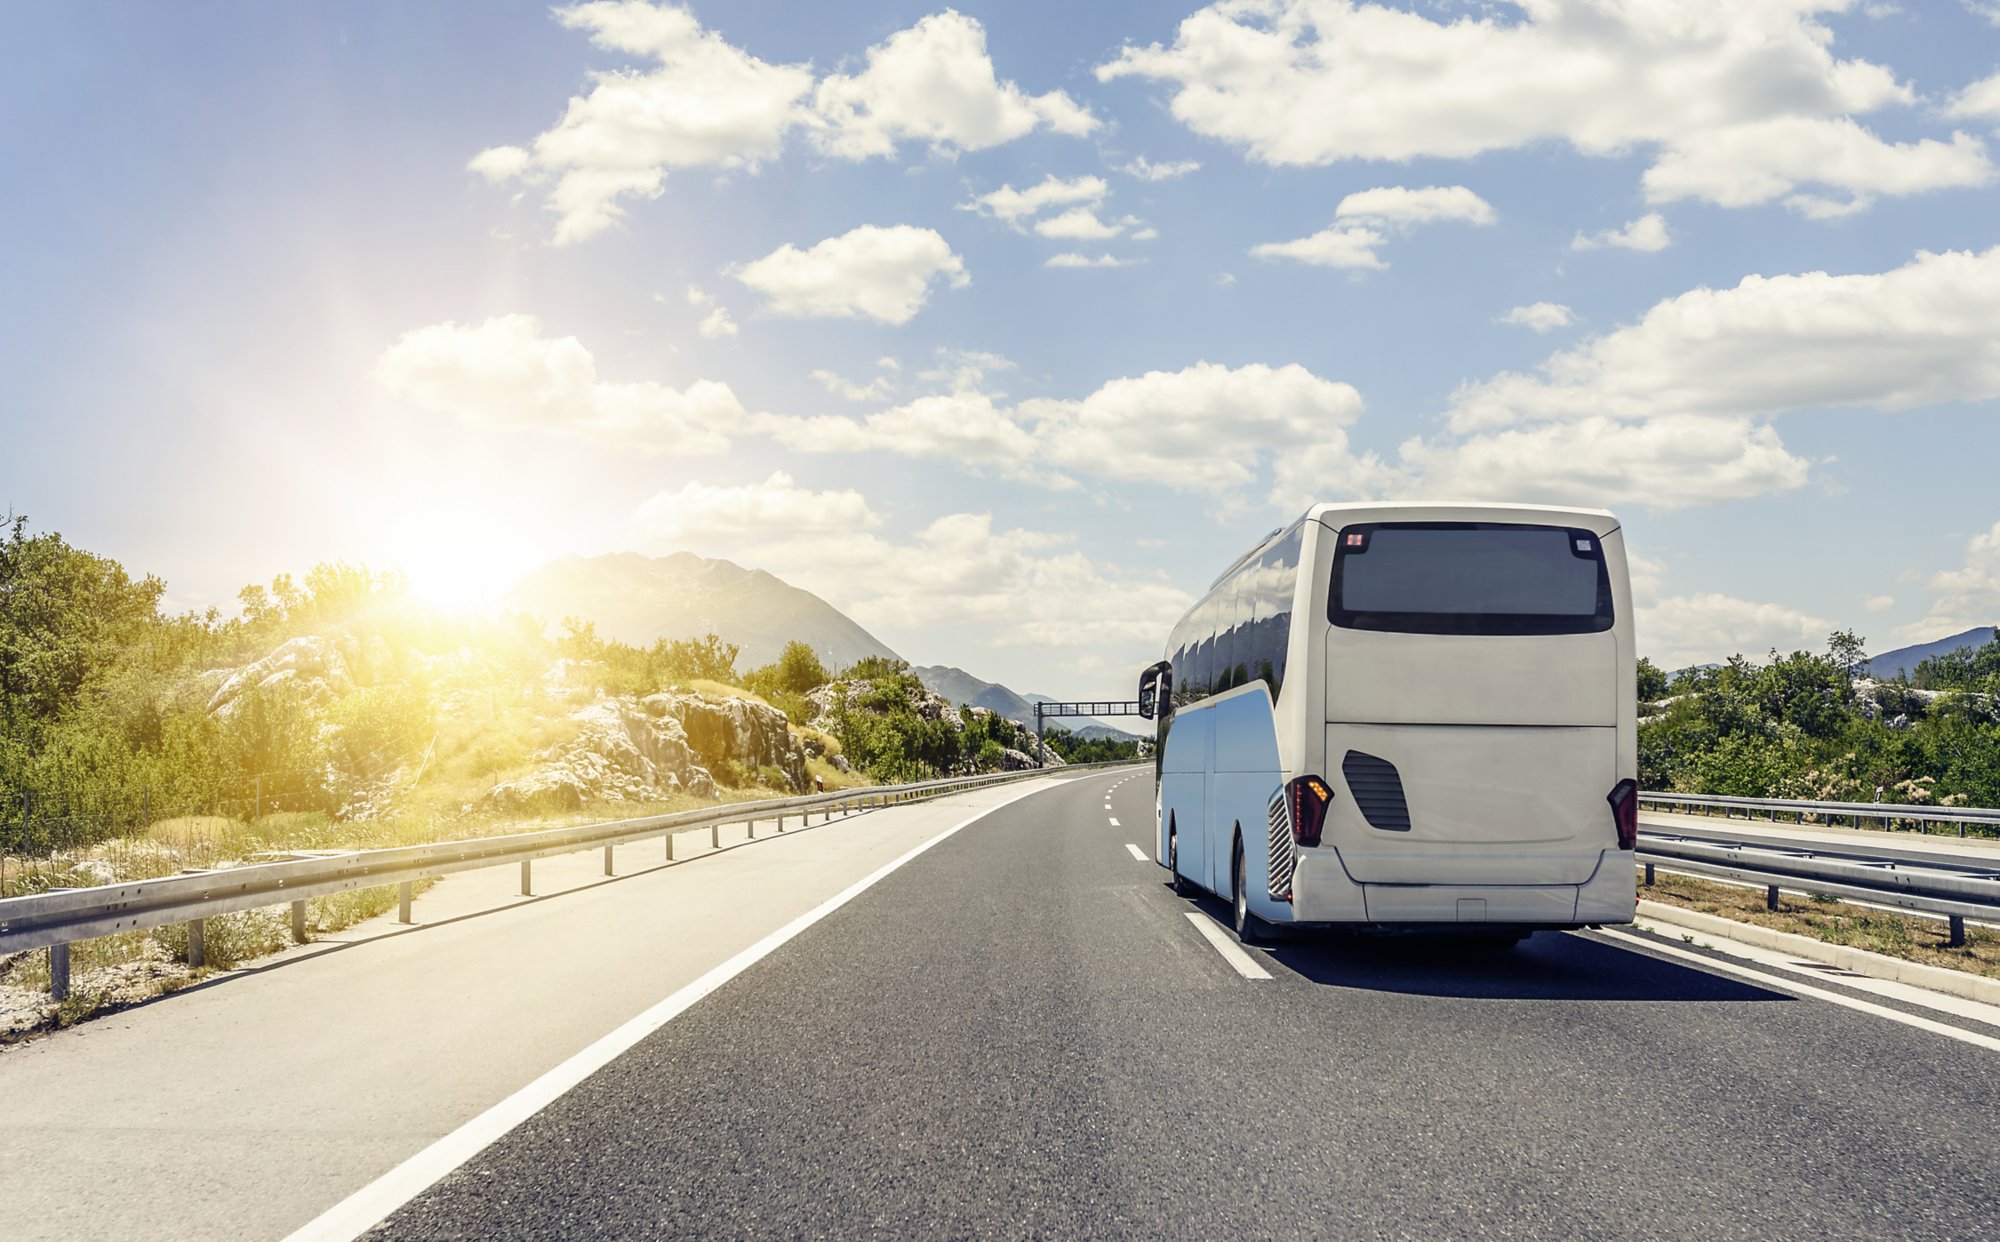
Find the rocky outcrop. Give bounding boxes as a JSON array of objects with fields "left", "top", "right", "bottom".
[
  {"left": 642, "top": 692, "right": 809, "bottom": 793},
  {"left": 205, "top": 635, "right": 359, "bottom": 716},
  {"left": 484, "top": 699, "right": 718, "bottom": 812}
]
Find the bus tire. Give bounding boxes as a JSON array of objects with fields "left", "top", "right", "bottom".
[
  {"left": 1232, "top": 836, "right": 1267, "bottom": 945},
  {"left": 1168, "top": 819, "right": 1194, "bottom": 897}
]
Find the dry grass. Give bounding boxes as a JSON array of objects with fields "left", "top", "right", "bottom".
[{"left": 1640, "top": 868, "right": 2000, "bottom": 980}]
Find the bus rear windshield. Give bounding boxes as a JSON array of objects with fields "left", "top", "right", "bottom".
[{"left": 1330, "top": 522, "right": 1614, "bottom": 636}]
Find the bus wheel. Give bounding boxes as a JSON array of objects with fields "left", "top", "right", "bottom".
[
  {"left": 1168, "top": 823, "right": 1194, "bottom": 897},
  {"left": 1232, "top": 838, "right": 1267, "bottom": 945}
]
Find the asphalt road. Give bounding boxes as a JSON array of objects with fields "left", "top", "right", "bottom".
[{"left": 373, "top": 769, "right": 2000, "bottom": 1240}]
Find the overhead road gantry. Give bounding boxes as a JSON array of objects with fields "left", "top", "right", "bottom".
[{"left": 1032, "top": 700, "right": 1145, "bottom": 768}]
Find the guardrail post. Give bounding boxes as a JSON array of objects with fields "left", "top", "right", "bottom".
[
  {"left": 398, "top": 881, "right": 413, "bottom": 924},
  {"left": 603, "top": 844, "right": 614, "bottom": 876},
  {"left": 777, "top": 815, "right": 786, "bottom": 833},
  {"left": 188, "top": 918, "right": 206, "bottom": 969},
  {"left": 711, "top": 822, "right": 720, "bottom": 849},
  {"left": 1948, "top": 915, "right": 1967, "bottom": 949},
  {"left": 520, "top": 859, "right": 532, "bottom": 896},
  {"left": 665, "top": 832, "right": 676, "bottom": 861},
  {"left": 1643, "top": 862, "right": 1655, "bottom": 886},
  {"left": 1765, "top": 885, "right": 1780, "bottom": 912},
  {"left": 49, "top": 942, "right": 70, "bottom": 1001},
  {"left": 291, "top": 900, "right": 308, "bottom": 943}
]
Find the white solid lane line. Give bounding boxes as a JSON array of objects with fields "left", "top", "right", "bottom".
[
  {"left": 1593, "top": 928, "right": 2000, "bottom": 1053},
  {"left": 1185, "top": 913, "right": 1273, "bottom": 980},
  {"left": 284, "top": 782, "right": 1055, "bottom": 1242},
  {"left": 1124, "top": 843, "right": 1148, "bottom": 861}
]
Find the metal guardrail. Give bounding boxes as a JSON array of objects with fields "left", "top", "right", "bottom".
[
  {"left": 1639, "top": 791, "right": 2000, "bottom": 837},
  {"left": 1637, "top": 819, "right": 2000, "bottom": 948},
  {"left": 1, "top": 762, "right": 1136, "bottom": 999}
]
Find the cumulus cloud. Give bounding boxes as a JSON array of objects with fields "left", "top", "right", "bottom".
[
  {"left": 1095, "top": 1, "right": 1992, "bottom": 215},
  {"left": 632, "top": 471, "right": 881, "bottom": 542},
  {"left": 1865, "top": 595, "right": 1896, "bottom": 613},
  {"left": 477, "top": 4, "right": 1095, "bottom": 242},
  {"left": 811, "top": 366, "right": 897, "bottom": 402},
  {"left": 1033, "top": 208, "right": 1130, "bottom": 240},
  {"left": 1902, "top": 521, "right": 2000, "bottom": 640},
  {"left": 1447, "top": 245, "right": 2000, "bottom": 432},
  {"left": 1254, "top": 184, "right": 1494, "bottom": 269},
  {"left": 764, "top": 361, "right": 1365, "bottom": 497},
  {"left": 1251, "top": 225, "right": 1388, "bottom": 269},
  {"left": 959, "top": 174, "right": 1108, "bottom": 225},
  {"left": 1572, "top": 213, "right": 1671, "bottom": 252},
  {"left": 733, "top": 224, "right": 969, "bottom": 324},
  {"left": 1947, "top": 71, "right": 2000, "bottom": 121},
  {"left": 1639, "top": 593, "right": 1835, "bottom": 669},
  {"left": 698, "top": 307, "right": 739, "bottom": 339},
  {"left": 1335, "top": 184, "right": 1497, "bottom": 228},
  {"left": 811, "top": 10, "right": 1098, "bottom": 160},
  {"left": 1498, "top": 302, "right": 1576, "bottom": 332},
  {"left": 373, "top": 314, "right": 744, "bottom": 452},
  {"left": 1045, "top": 253, "right": 1141, "bottom": 269},
  {"left": 1120, "top": 155, "right": 1202, "bottom": 180}
]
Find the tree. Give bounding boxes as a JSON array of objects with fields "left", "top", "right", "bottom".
[{"left": 1636, "top": 657, "right": 1668, "bottom": 704}]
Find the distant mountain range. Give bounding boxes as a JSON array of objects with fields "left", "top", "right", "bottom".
[
  {"left": 912, "top": 665, "right": 1143, "bottom": 741},
  {"left": 508, "top": 551, "right": 1143, "bottom": 737},
  {"left": 1863, "top": 627, "right": 1998, "bottom": 681},
  {"left": 506, "top": 552, "right": 898, "bottom": 671}
]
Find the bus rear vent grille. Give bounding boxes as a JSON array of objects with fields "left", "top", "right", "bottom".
[
  {"left": 1342, "top": 751, "right": 1412, "bottom": 833},
  {"left": 1267, "top": 792, "right": 1296, "bottom": 899}
]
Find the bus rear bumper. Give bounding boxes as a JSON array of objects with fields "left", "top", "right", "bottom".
[{"left": 1290, "top": 849, "right": 1635, "bottom": 927}]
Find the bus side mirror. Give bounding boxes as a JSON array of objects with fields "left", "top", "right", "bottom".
[{"left": 1137, "top": 660, "right": 1170, "bottom": 719}]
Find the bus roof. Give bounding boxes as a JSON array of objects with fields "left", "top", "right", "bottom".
[{"left": 1302, "top": 500, "right": 1620, "bottom": 535}]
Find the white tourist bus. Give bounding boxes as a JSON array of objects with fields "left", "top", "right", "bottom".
[{"left": 1136, "top": 502, "right": 1638, "bottom": 946}]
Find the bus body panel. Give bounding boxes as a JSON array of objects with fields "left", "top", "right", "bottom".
[
  {"left": 1324, "top": 630, "right": 1618, "bottom": 727},
  {"left": 1325, "top": 722, "right": 1615, "bottom": 883},
  {"left": 1158, "top": 708, "right": 1211, "bottom": 890}
]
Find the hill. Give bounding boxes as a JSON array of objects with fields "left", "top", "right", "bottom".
[
  {"left": 506, "top": 552, "right": 898, "bottom": 671},
  {"left": 1863, "top": 627, "right": 1998, "bottom": 681}
]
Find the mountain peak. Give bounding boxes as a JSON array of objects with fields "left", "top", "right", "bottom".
[{"left": 506, "top": 551, "right": 898, "bottom": 671}]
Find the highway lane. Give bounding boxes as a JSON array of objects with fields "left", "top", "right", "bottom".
[{"left": 375, "top": 769, "right": 2000, "bottom": 1240}]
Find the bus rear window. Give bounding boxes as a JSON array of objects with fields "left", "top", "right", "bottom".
[{"left": 1329, "top": 522, "right": 1613, "bottom": 636}]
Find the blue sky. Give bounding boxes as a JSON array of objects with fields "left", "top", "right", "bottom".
[{"left": 4, "top": 0, "right": 1999, "bottom": 696}]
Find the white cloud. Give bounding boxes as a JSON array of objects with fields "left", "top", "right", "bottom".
[
  {"left": 373, "top": 314, "right": 744, "bottom": 451},
  {"left": 698, "top": 307, "right": 738, "bottom": 339},
  {"left": 1120, "top": 155, "right": 1202, "bottom": 180},
  {"left": 1946, "top": 71, "right": 2000, "bottom": 121},
  {"left": 632, "top": 471, "right": 882, "bottom": 543},
  {"left": 1639, "top": 593, "right": 1834, "bottom": 669},
  {"left": 1572, "top": 213, "right": 1671, "bottom": 253},
  {"left": 1448, "top": 245, "right": 2000, "bottom": 432},
  {"left": 959, "top": 173, "right": 1108, "bottom": 224},
  {"left": 654, "top": 504, "right": 1190, "bottom": 649},
  {"left": 1046, "top": 253, "right": 1141, "bottom": 269},
  {"left": 1865, "top": 594, "right": 1896, "bottom": 613},
  {"left": 1034, "top": 208, "right": 1128, "bottom": 240},
  {"left": 733, "top": 224, "right": 969, "bottom": 325},
  {"left": 1393, "top": 415, "right": 1813, "bottom": 511},
  {"left": 765, "top": 360, "right": 1365, "bottom": 497},
  {"left": 1255, "top": 184, "right": 1493, "bottom": 270},
  {"left": 1498, "top": 302, "right": 1576, "bottom": 333},
  {"left": 1130, "top": 226, "right": 1159, "bottom": 241},
  {"left": 1095, "top": 1, "right": 1992, "bottom": 215},
  {"left": 1335, "top": 184, "right": 1496, "bottom": 227},
  {"left": 479, "top": 5, "right": 1094, "bottom": 243},
  {"left": 1250, "top": 224, "right": 1387, "bottom": 269},
  {"left": 811, "top": 366, "right": 897, "bottom": 402},
  {"left": 1902, "top": 521, "right": 2000, "bottom": 640},
  {"left": 811, "top": 10, "right": 1098, "bottom": 160}
]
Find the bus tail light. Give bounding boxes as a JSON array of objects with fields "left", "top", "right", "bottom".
[
  {"left": 1607, "top": 779, "right": 1638, "bottom": 850},
  {"left": 1288, "top": 775, "right": 1333, "bottom": 848}
]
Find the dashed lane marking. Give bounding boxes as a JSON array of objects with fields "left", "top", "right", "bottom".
[
  {"left": 1108, "top": 817, "right": 1120, "bottom": 827},
  {"left": 1124, "top": 843, "right": 1148, "bottom": 861}
]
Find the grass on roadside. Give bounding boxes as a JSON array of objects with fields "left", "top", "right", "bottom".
[{"left": 1639, "top": 867, "right": 2000, "bottom": 981}]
